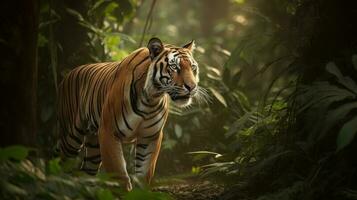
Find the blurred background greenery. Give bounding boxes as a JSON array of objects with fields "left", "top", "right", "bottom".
[{"left": 1, "top": 0, "right": 357, "bottom": 199}]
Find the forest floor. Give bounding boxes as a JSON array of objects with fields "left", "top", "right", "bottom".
[{"left": 153, "top": 176, "right": 226, "bottom": 200}]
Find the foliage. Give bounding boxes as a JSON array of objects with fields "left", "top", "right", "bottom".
[
  {"left": 0, "top": 146, "right": 172, "bottom": 200},
  {"left": 188, "top": 98, "right": 288, "bottom": 178},
  {"left": 295, "top": 59, "right": 357, "bottom": 151}
]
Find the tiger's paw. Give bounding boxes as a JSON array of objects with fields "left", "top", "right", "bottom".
[
  {"left": 131, "top": 175, "right": 150, "bottom": 190},
  {"left": 119, "top": 175, "right": 132, "bottom": 191},
  {"left": 125, "top": 180, "right": 133, "bottom": 191}
]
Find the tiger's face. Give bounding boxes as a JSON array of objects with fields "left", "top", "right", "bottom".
[{"left": 147, "top": 38, "right": 199, "bottom": 107}]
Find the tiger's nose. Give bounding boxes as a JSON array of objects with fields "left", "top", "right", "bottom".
[{"left": 184, "top": 83, "right": 197, "bottom": 93}]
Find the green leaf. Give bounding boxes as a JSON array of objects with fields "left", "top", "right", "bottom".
[
  {"left": 2, "top": 182, "right": 28, "bottom": 196},
  {"left": 326, "top": 62, "right": 343, "bottom": 79},
  {"left": 187, "top": 151, "right": 222, "bottom": 161},
  {"left": 104, "top": 2, "right": 119, "bottom": 17},
  {"left": 0, "top": 145, "right": 30, "bottom": 161},
  {"left": 96, "top": 188, "right": 114, "bottom": 200},
  {"left": 209, "top": 88, "right": 227, "bottom": 107},
  {"left": 325, "top": 62, "right": 357, "bottom": 93},
  {"left": 318, "top": 102, "right": 357, "bottom": 141},
  {"left": 66, "top": 8, "right": 85, "bottom": 22},
  {"left": 47, "top": 158, "right": 62, "bottom": 175},
  {"left": 337, "top": 116, "right": 357, "bottom": 151}
]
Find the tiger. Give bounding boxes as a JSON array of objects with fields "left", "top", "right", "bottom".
[{"left": 56, "top": 37, "right": 202, "bottom": 191}]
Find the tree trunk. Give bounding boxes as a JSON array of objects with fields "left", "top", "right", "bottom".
[{"left": 0, "top": 1, "right": 39, "bottom": 147}]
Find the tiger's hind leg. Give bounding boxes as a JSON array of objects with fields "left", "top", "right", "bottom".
[
  {"left": 56, "top": 126, "right": 85, "bottom": 158},
  {"left": 80, "top": 134, "right": 101, "bottom": 175}
]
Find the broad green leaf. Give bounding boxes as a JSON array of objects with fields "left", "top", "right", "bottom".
[
  {"left": 337, "top": 116, "right": 357, "bottom": 151},
  {"left": 326, "top": 62, "right": 343, "bottom": 79},
  {"left": 0, "top": 145, "right": 30, "bottom": 161},
  {"left": 319, "top": 102, "right": 357, "bottom": 141},
  {"left": 96, "top": 188, "right": 114, "bottom": 200},
  {"left": 187, "top": 151, "right": 222, "bottom": 161},
  {"left": 47, "top": 158, "right": 62, "bottom": 175},
  {"left": 325, "top": 62, "right": 357, "bottom": 93},
  {"left": 209, "top": 88, "right": 227, "bottom": 107}
]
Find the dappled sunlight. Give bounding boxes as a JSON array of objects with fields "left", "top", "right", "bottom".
[{"left": 1, "top": 0, "right": 356, "bottom": 199}]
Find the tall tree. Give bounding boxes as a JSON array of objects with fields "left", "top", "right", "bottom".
[{"left": 0, "top": 1, "right": 39, "bottom": 146}]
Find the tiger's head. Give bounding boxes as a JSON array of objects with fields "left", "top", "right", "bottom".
[{"left": 145, "top": 37, "right": 201, "bottom": 107}]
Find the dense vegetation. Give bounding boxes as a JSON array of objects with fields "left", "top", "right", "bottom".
[{"left": 0, "top": 0, "right": 356, "bottom": 199}]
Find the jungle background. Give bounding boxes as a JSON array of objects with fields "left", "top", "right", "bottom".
[{"left": 1, "top": 0, "right": 357, "bottom": 199}]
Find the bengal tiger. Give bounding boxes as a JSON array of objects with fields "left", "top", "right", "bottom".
[{"left": 56, "top": 37, "right": 204, "bottom": 191}]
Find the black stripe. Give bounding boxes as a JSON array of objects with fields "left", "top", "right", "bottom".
[
  {"left": 144, "top": 110, "right": 167, "bottom": 128},
  {"left": 136, "top": 152, "right": 152, "bottom": 158},
  {"left": 113, "top": 108, "right": 126, "bottom": 138},
  {"left": 84, "top": 154, "right": 101, "bottom": 161},
  {"left": 159, "top": 62, "right": 171, "bottom": 84},
  {"left": 75, "top": 126, "right": 86, "bottom": 135},
  {"left": 144, "top": 101, "right": 165, "bottom": 121},
  {"left": 141, "top": 98, "right": 157, "bottom": 108},
  {"left": 135, "top": 164, "right": 142, "bottom": 168},
  {"left": 130, "top": 56, "right": 151, "bottom": 118},
  {"left": 81, "top": 168, "right": 98, "bottom": 175},
  {"left": 137, "top": 144, "right": 148, "bottom": 149},
  {"left": 151, "top": 51, "right": 168, "bottom": 88},
  {"left": 85, "top": 142, "right": 99, "bottom": 148},
  {"left": 86, "top": 159, "right": 101, "bottom": 164},
  {"left": 141, "top": 90, "right": 157, "bottom": 107},
  {"left": 60, "top": 141, "right": 78, "bottom": 157},
  {"left": 68, "top": 132, "right": 83, "bottom": 145},
  {"left": 143, "top": 130, "right": 161, "bottom": 139},
  {"left": 61, "top": 135, "right": 78, "bottom": 151},
  {"left": 122, "top": 104, "right": 133, "bottom": 130},
  {"left": 135, "top": 156, "right": 145, "bottom": 161}
]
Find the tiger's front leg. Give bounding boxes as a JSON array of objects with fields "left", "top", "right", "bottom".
[
  {"left": 135, "top": 131, "right": 163, "bottom": 185},
  {"left": 99, "top": 126, "right": 132, "bottom": 191}
]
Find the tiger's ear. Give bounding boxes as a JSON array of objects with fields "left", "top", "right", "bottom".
[
  {"left": 147, "top": 37, "right": 164, "bottom": 60},
  {"left": 182, "top": 40, "right": 195, "bottom": 52}
]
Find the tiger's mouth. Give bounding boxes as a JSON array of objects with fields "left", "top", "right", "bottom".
[
  {"left": 171, "top": 94, "right": 190, "bottom": 101},
  {"left": 169, "top": 94, "right": 192, "bottom": 107}
]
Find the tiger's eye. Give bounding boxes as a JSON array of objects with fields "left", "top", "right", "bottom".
[{"left": 169, "top": 64, "right": 178, "bottom": 72}]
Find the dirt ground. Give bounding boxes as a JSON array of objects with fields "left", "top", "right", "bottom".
[{"left": 153, "top": 179, "right": 226, "bottom": 200}]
